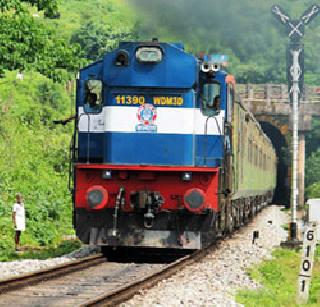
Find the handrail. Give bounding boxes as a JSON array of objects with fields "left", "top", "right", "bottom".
[{"left": 78, "top": 113, "right": 91, "bottom": 164}]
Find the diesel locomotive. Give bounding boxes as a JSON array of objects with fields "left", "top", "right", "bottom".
[{"left": 71, "top": 40, "right": 277, "bottom": 252}]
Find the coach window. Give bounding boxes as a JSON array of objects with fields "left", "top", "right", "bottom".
[
  {"left": 84, "top": 80, "right": 103, "bottom": 113},
  {"left": 202, "top": 82, "right": 221, "bottom": 116},
  {"left": 227, "top": 84, "right": 234, "bottom": 122}
]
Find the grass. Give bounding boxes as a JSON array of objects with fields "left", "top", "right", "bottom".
[
  {"left": 47, "top": 0, "right": 136, "bottom": 40},
  {"left": 0, "top": 239, "right": 82, "bottom": 262},
  {"left": 236, "top": 246, "right": 320, "bottom": 306}
]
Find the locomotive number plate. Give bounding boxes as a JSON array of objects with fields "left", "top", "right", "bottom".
[{"left": 115, "top": 95, "right": 184, "bottom": 106}]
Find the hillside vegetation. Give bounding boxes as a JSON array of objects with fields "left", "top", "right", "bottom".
[
  {"left": 0, "top": 71, "right": 73, "bottom": 254},
  {"left": 0, "top": 0, "right": 135, "bottom": 256}
]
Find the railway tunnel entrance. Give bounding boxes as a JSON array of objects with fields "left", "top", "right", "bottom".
[
  {"left": 259, "top": 121, "right": 290, "bottom": 207},
  {"left": 238, "top": 83, "right": 320, "bottom": 208}
]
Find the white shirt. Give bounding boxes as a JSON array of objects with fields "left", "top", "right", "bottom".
[{"left": 13, "top": 203, "right": 25, "bottom": 231}]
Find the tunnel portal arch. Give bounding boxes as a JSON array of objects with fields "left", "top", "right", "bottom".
[{"left": 259, "top": 121, "right": 290, "bottom": 207}]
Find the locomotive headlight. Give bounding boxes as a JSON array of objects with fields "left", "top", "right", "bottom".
[
  {"left": 86, "top": 186, "right": 108, "bottom": 210},
  {"left": 136, "top": 47, "right": 163, "bottom": 63},
  {"left": 184, "top": 188, "right": 205, "bottom": 213},
  {"left": 182, "top": 172, "right": 192, "bottom": 181},
  {"left": 88, "top": 190, "right": 103, "bottom": 208}
]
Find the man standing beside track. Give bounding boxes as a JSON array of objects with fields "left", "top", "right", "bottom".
[{"left": 12, "top": 193, "right": 25, "bottom": 251}]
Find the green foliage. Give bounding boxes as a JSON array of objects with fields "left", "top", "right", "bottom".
[
  {"left": 237, "top": 247, "right": 320, "bottom": 306},
  {"left": 305, "top": 151, "right": 320, "bottom": 187},
  {"left": 306, "top": 182, "right": 320, "bottom": 198},
  {"left": 71, "top": 20, "right": 137, "bottom": 61},
  {"left": 305, "top": 118, "right": 320, "bottom": 197},
  {"left": 0, "top": 13, "right": 83, "bottom": 81},
  {"left": 0, "top": 71, "right": 74, "bottom": 252},
  {"left": 0, "top": 0, "right": 84, "bottom": 81},
  {"left": 306, "top": 118, "right": 320, "bottom": 157},
  {"left": 0, "top": 0, "right": 60, "bottom": 18},
  {"left": 49, "top": 0, "right": 136, "bottom": 41},
  {"left": 0, "top": 0, "right": 137, "bottom": 258}
]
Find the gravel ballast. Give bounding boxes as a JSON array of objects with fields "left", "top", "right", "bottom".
[
  {"left": 124, "top": 205, "right": 288, "bottom": 307},
  {"left": 0, "top": 205, "right": 288, "bottom": 306},
  {"left": 0, "top": 245, "right": 100, "bottom": 280}
]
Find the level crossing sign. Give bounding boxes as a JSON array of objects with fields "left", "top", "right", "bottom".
[{"left": 271, "top": 4, "right": 319, "bottom": 41}]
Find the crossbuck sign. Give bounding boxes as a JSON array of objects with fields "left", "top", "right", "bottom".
[{"left": 271, "top": 4, "right": 319, "bottom": 41}]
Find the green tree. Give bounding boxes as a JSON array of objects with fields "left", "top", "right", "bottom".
[
  {"left": 0, "top": 0, "right": 83, "bottom": 81},
  {"left": 305, "top": 151, "right": 320, "bottom": 187},
  {"left": 305, "top": 118, "right": 320, "bottom": 157},
  {"left": 0, "top": 0, "right": 60, "bottom": 18},
  {"left": 0, "top": 70, "right": 73, "bottom": 250},
  {"left": 71, "top": 21, "right": 137, "bottom": 61},
  {"left": 306, "top": 182, "right": 320, "bottom": 198}
]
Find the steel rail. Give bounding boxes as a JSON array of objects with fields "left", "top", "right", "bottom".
[
  {"left": 0, "top": 253, "right": 105, "bottom": 295},
  {"left": 81, "top": 243, "right": 221, "bottom": 307}
]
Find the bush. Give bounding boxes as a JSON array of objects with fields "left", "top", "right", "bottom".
[{"left": 0, "top": 71, "right": 74, "bottom": 252}]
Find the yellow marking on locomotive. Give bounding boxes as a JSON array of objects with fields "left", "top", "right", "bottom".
[
  {"left": 115, "top": 95, "right": 184, "bottom": 106},
  {"left": 115, "top": 95, "right": 145, "bottom": 105},
  {"left": 153, "top": 97, "right": 184, "bottom": 106}
]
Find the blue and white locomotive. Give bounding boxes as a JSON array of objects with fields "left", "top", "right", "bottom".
[{"left": 71, "top": 39, "right": 276, "bottom": 253}]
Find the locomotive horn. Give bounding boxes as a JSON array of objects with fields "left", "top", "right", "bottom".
[{"left": 210, "top": 63, "right": 220, "bottom": 72}]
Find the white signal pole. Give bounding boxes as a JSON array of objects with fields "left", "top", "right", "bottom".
[
  {"left": 290, "top": 48, "right": 301, "bottom": 236},
  {"left": 271, "top": 4, "right": 319, "bottom": 244}
]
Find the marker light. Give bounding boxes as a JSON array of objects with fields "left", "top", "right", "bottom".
[
  {"left": 136, "top": 47, "right": 162, "bottom": 63},
  {"left": 102, "top": 170, "right": 112, "bottom": 179},
  {"left": 182, "top": 172, "right": 192, "bottom": 181}
]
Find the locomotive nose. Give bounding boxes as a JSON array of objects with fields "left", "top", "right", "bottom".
[
  {"left": 184, "top": 188, "right": 206, "bottom": 213},
  {"left": 86, "top": 185, "right": 108, "bottom": 210}
]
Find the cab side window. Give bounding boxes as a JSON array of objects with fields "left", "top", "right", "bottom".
[
  {"left": 202, "top": 83, "right": 220, "bottom": 116},
  {"left": 84, "top": 80, "right": 103, "bottom": 113}
]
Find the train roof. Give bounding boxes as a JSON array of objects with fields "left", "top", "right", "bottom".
[{"left": 80, "top": 41, "right": 198, "bottom": 89}]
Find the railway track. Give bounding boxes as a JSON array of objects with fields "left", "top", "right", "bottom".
[
  {"left": 82, "top": 244, "right": 220, "bottom": 307},
  {"left": 0, "top": 244, "right": 219, "bottom": 307},
  {"left": 0, "top": 211, "right": 263, "bottom": 307},
  {"left": 0, "top": 254, "right": 105, "bottom": 295}
]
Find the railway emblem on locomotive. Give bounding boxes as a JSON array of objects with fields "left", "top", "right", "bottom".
[{"left": 136, "top": 103, "right": 157, "bottom": 132}]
